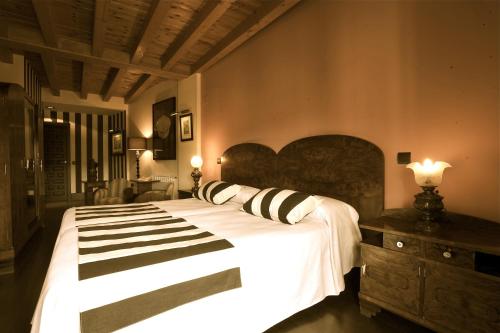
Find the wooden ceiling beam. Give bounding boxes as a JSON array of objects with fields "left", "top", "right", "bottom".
[
  {"left": 0, "top": 35, "right": 187, "bottom": 80},
  {"left": 93, "top": 0, "right": 109, "bottom": 57},
  {"left": 161, "top": 1, "right": 232, "bottom": 70},
  {"left": 31, "top": 0, "right": 58, "bottom": 47},
  {"left": 40, "top": 52, "right": 60, "bottom": 96},
  {"left": 131, "top": 0, "right": 173, "bottom": 64},
  {"left": 32, "top": 0, "right": 60, "bottom": 95},
  {"left": 102, "top": 67, "right": 127, "bottom": 101},
  {"left": 191, "top": 0, "right": 301, "bottom": 73},
  {"left": 124, "top": 74, "right": 155, "bottom": 104},
  {"left": 81, "top": 63, "right": 91, "bottom": 99}
]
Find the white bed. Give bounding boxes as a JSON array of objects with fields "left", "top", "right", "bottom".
[
  {"left": 33, "top": 134, "right": 385, "bottom": 333},
  {"left": 32, "top": 196, "right": 361, "bottom": 333}
]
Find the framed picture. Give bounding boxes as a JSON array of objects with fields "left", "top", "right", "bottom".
[
  {"left": 179, "top": 113, "right": 193, "bottom": 142},
  {"left": 111, "top": 131, "right": 124, "bottom": 155},
  {"left": 153, "top": 97, "right": 176, "bottom": 160}
]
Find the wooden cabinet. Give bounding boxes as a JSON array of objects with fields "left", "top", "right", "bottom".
[
  {"left": 359, "top": 209, "right": 500, "bottom": 333},
  {"left": 178, "top": 189, "right": 193, "bottom": 199},
  {"left": 0, "top": 83, "right": 43, "bottom": 274},
  {"left": 423, "top": 262, "right": 500, "bottom": 333},
  {"left": 361, "top": 244, "right": 421, "bottom": 316}
]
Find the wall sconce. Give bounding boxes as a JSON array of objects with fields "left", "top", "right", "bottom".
[
  {"left": 407, "top": 159, "right": 451, "bottom": 231},
  {"left": 190, "top": 155, "right": 203, "bottom": 193},
  {"left": 128, "top": 137, "right": 146, "bottom": 179},
  {"left": 146, "top": 137, "right": 153, "bottom": 151}
]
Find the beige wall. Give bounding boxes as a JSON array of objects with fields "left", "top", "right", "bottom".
[
  {"left": 177, "top": 74, "right": 202, "bottom": 191},
  {"left": 127, "top": 80, "right": 178, "bottom": 180},
  {"left": 0, "top": 54, "right": 24, "bottom": 87},
  {"left": 202, "top": 0, "right": 499, "bottom": 222},
  {"left": 127, "top": 76, "right": 202, "bottom": 194}
]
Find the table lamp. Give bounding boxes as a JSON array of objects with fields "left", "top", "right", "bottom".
[
  {"left": 407, "top": 159, "right": 451, "bottom": 231},
  {"left": 128, "top": 137, "right": 146, "bottom": 179},
  {"left": 191, "top": 155, "right": 203, "bottom": 193}
]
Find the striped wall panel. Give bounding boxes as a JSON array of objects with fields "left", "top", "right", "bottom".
[
  {"left": 108, "top": 111, "right": 127, "bottom": 180},
  {"left": 43, "top": 110, "right": 127, "bottom": 194}
]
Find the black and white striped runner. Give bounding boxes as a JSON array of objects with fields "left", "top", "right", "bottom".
[
  {"left": 77, "top": 212, "right": 241, "bottom": 333},
  {"left": 75, "top": 203, "right": 171, "bottom": 226}
]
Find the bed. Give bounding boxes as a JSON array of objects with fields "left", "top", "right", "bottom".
[{"left": 32, "top": 135, "right": 384, "bottom": 333}]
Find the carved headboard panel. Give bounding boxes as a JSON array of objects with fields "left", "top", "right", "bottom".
[
  {"left": 221, "top": 143, "right": 277, "bottom": 190},
  {"left": 221, "top": 135, "right": 384, "bottom": 221}
]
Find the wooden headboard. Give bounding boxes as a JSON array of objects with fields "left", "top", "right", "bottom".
[{"left": 221, "top": 135, "right": 384, "bottom": 221}]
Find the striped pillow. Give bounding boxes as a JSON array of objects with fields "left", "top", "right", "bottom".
[
  {"left": 193, "top": 181, "right": 241, "bottom": 205},
  {"left": 242, "top": 188, "right": 319, "bottom": 224}
]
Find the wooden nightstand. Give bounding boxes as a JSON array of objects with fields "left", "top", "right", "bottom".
[
  {"left": 178, "top": 189, "right": 193, "bottom": 199},
  {"left": 358, "top": 209, "right": 500, "bottom": 333}
]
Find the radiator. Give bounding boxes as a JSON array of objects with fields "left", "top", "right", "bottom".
[{"left": 152, "top": 175, "right": 178, "bottom": 199}]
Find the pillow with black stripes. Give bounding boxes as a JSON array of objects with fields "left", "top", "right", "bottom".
[
  {"left": 241, "top": 188, "right": 319, "bottom": 224},
  {"left": 193, "top": 181, "right": 241, "bottom": 205}
]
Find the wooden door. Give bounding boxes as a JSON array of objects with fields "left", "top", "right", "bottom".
[
  {"left": 360, "top": 244, "right": 421, "bottom": 316},
  {"left": 0, "top": 85, "right": 13, "bottom": 260},
  {"left": 424, "top": 261, "right": 500, "bottom": 333},
  {"left": 21, "top": 98, "right": 37, "bottom": 239},
  {"left": 44, "top": 123, "right": 70, "bottom": 202},
  {"left": 34, "top": 104, "right": 45, "bottom": 222}
]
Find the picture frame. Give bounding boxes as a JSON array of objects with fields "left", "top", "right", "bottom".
[
  {"left": 153, "top": 97, "right": 176, "bottom": 160},
  {"left": 179, "top": 113, "right": 193, "bottom": 142},
  {"left": 111, "top": 131, "right": 124, "bottom": 155}
]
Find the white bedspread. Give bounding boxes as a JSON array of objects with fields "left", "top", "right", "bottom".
[{"left": 32, "top": 197, "right": 361, "bottom": 333}]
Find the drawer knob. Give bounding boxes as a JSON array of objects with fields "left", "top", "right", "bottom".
[
  {"left": 443, "top": 250, "right": 452, "bottom": 259},
  {"left": 396, "top": 241, "right": 404, "bottom": 248}
]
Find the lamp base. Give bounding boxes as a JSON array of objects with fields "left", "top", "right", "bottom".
[
  {"left": 135, "top": 150, "right": 141, "bottom": 179},
  {"left": 191, "top": 168, "right": 202, "bottom": 193},
  {"left": 413, "top": 186, "right": 445, "bottom": 232}
]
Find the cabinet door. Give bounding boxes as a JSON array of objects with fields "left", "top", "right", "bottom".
[
  {"left": 23, "top": 98, "right": 37, "bottom": 226},
  {"left": 0, "top": 92, "right": 13, "bottom": 254},
  {"left": 424, "top": 262, "right": 500, "bottom": 333},
  {"left": 360, "top": 244, "right": 421, "bottom": 315}
]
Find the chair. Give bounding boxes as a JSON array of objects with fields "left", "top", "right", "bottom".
[
  {"left": 134, "top": 182, "right": 174, "bottom": 203},
  {"left": 94, "top": 178, "right": 134, "bottom": 205}
]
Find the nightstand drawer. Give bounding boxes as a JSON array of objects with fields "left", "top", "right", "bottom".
[
  {"left": 178, "top": 189, "right": 193, "bottom": 199},
  {"left": 383, "top": 233, "right": 421, "bottom": 256},
  {"left": 424, "top": 242, "right": 474, "bottom": 269}
]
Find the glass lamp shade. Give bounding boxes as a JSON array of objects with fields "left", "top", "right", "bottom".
[
  {"left": 407, "top": 159, "right": 451, "bottom": 187},
  {"left": 128, "top": 137, "right": 146, "bottom": 151},
  {"left": 191, "top": 155, "right": 203, "bottom": 168}
]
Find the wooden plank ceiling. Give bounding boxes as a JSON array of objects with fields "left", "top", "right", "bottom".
[{"left": 0, "top": 0, "right": 300, "bottom": 103}]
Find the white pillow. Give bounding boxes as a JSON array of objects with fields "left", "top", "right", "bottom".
[
  {"left": 193, "top": 181, "right": 241, "bottom": 205},
  {"left": 241, "top": 188, "right": 319, "bottom": 224},
  {"left": 229, "top": 185, "right": 260, "bottom": 204}
]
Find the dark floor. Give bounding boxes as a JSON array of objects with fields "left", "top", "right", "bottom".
[
  {"left": 0, "top": 205, "right": 433, "bottom": 333},
  {"left": 0, "top": 206, "right": 67, "bottom": 333}
]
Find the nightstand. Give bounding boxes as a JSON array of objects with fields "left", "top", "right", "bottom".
[
  {"left": 358, "top": 209, "right": 500, "bottom": 333},
  {"left": 178, "top": 189, "right": 193, "bottom": 199}
]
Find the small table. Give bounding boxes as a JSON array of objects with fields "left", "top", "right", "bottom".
[
  {"left": 130, "top": 179, "right": 160, "bottom": 195},
  {"left": 82, "top": 180, "right": 106, "bottom": 205},
  {"left": 178, "top": 189, "right": 193, "bottom": 199}
]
